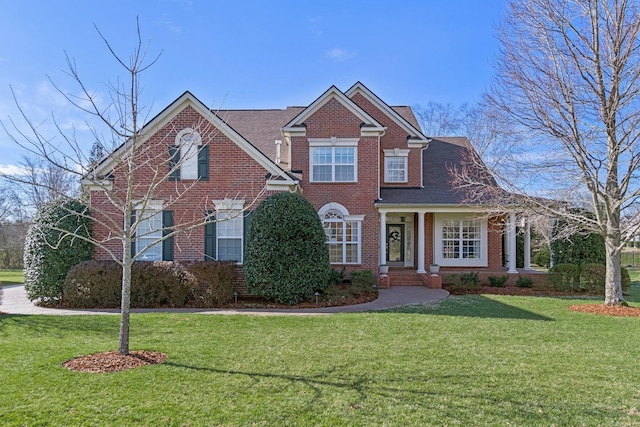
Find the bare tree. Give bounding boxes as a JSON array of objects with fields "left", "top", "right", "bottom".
[
  {"left": 414, "top": 102, "right": 463, "bottom": 137},
  {"left": 2, "top": 20, "right": 276, "bottom": 354},
  {"left": 458, "top": 0, "right": 640, "bottom": 306}
]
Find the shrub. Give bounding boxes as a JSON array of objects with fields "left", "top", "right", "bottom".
[
  {"left": 327, "top": 267, "right": 347, "bottom": 286},
  {"left": 244, "top": 193, "right": 330, "bottom": 305},
  {"left": 534, "top": 247, "right": 551, "bottom": 268},
  {"left": 579, "top": 263, "right": 606, "bottom": 293},
  {"left": 62, "top": 260, "right": 235, "bottom": 308},
  {"left": 350, "top": 270, "right": 376, "bottom": 294},
  {"left": 488, "top": 275, "right": 509, "bottom": 287},
  {"left": 445, "top": 272, "right": 481, "bottom": 292},
  {"left": 24, "top": 198, "right": 94, "bottom": 303},
  {"left": 548, "top": 263, "right": 580, "bottom": 292},
  {"left": 622, "top": 267, "right": 631, "bottom": 292},
  {"left": 551, "top": 216, "right": 605, "bottom": 266},
  {"left": 516, "top": 276, "right": 533, "bottom": 288},
  {"left": 184, "top": 260, "right": 237, "bottom": 306},
  {"left": 460, "top": 272, "right": 480, "bottom": 287}
]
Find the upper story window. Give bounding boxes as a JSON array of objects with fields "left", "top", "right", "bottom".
[
  {"left": 384, "top": 148, "right": 410, "bottom": 183},
  {"left": 169, "top": 128, "right": 209, "bottom": 181},
  {"left": 309, "top": 137, "right": 359, "bottom": 183}
]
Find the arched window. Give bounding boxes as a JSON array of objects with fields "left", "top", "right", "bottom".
[
  {"left": 319, "top": 203, "right": 363, "bottom": 264},
  {"left": 169, "top": 128, "right": 209, "bottom": 181}
]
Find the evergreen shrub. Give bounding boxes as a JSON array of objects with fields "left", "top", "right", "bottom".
[
  {"left": 24, "top": 198, "right": 93, "bottom": 303},
  {"left": 244, "top": 193, "right": 330, "bottom": 305}
]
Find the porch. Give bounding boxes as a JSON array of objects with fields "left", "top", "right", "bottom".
[{"left": 379, "top": 267, "right": 548, "bottom": 289}]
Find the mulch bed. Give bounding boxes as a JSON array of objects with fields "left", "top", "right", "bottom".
[
  {"left": 63, "top": 350, "right": 167, "bottom": 373},
  {"left": 567, "top": 304, "right": 640, "bottom": 317}
]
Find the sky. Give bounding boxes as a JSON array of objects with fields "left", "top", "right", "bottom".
[{"left": 0, "top": 0, "right": 507, "bottom": 172}]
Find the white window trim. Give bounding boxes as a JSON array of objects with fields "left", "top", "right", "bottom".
[
  {"left": 213, "top": 199, "right": 245, "bottom": 263},
  {"left": 433, "top": 213, "right": 488, "bottom": 267},
  {"left": 134, "top": 199, "right": 165, "bottom": 261},
  {"left": 176, "top": 128, "right": 202, "bottom": 180},
  {"left": 318, "top": 203, "right": 364, "bottom": 264},
  {"left": 309, "top": 137, "right": 359, "bottom": 183},
  {"left": 383, "top": 148, "right": 410, "bottom": 183}
]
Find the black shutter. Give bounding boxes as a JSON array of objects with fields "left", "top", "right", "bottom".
[
  {"left": 198, "top": 145, "right": 209, "bottom": 180},
  {"left": 169, "top": 145, "right": 180, "bottom": 181},
  {"left": 162, "top": 210, "right": 174, "bottom": 261},
  {"left": 204, "top": 211, "right": 216, "bottom": 260}
]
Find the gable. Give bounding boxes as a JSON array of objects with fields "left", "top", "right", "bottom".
[
  {"left": 282, "top": 86, "right": 385, "bottom": 138},
  {"left": 345, "top": 82, "right": 430, "bottom": 148},
  {"left": 88, "top": 91, "right": 297, "bottom": 190}
]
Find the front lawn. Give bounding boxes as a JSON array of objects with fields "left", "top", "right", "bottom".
[
  {"left": 2, "top": 293, "right": 640, "bottom": 425},
  {"left": 0, "top": 269, "right": 23, "bottom": 286}
]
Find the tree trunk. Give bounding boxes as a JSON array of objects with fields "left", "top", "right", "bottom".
[
  {"left": 604, "top": 242, "right": 625, "bottom": 306},
  {"left": 118, "top": 240, "right": 132, "bottom": 355}
]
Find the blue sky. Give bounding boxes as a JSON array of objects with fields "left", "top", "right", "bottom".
[{"left": 0, "top": 0, "right": 506, "bottom": 171}]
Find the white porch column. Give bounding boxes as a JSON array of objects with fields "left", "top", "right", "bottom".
[
  {"left": 380, "top": 211, "right": 387, "bottom": 266},
  {"left": 508, "top": 212, "right": 518, "bottom": 273},
  {"left": 524, "top": 221, "right": 532, "bottom": 270},
  {"left": 417, "top": 211, "right": 426, "bottom": 273}
]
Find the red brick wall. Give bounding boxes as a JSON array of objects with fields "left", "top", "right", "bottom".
[
  {"left": 91, "top": 105, "right": 273, "bottom": 262},
  {"left": 350, "top": 92, "right": 423, "bottom": 188},
  {"left": 290, "top": 97, "right": 380, "bottom": 273}
]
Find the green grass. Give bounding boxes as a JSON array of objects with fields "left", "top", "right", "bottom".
[
  {"left": 0, "top": 269, "right": 23, "bottom": 286},
  {"left": 2, "top": 290, "right": 640, "bottom": 426}
]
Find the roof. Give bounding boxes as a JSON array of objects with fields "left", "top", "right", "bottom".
[
  {"left": 216, "top": 107, "right": 304, "bottom": 167},
  {"left": 379, "top": 137, "right": 498, "bottom": 205}
]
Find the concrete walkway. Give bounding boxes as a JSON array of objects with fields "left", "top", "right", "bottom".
[{"left": 0, "top": 285, "right": 449, "bottom": 316}]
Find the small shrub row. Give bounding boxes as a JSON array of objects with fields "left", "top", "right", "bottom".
[
  {"left": 443, "top": 272, "right": 481, "bottom": 292},
  {"left": 487, "top": 275, "right": 509, "bottom": 287},
  {"left": 548, "top": 263, "right": 630, "bottom": 293},
  {"left": 62, "top": 260, "right": 237, "bottom": 308},
  {"left": 321, "top": 270, "right": 377, "bottom": 302}
]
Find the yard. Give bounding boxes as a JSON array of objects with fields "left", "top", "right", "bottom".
[{"left": 1, "top": 273, "right": 640, "bottom": 425}]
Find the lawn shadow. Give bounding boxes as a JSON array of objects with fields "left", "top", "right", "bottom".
[
  {"left": 377, "top": 295, "right": 554, "bottom": 321},
  {"left": 162, "top": 361, "right": 607, "bottom": 423}
]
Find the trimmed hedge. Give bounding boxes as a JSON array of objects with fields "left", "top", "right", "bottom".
[
  {"left": 24, "top": 198, "right": 94, "bottom": 303},
  {"left": 549, "top": 263, "right": 631, "bottom": 293},
  {"left": 62, "top": 260, "right": 237, "bottom": 308},
  {"left": 244, "top": 193, "right": 331, "bottom": 305}
]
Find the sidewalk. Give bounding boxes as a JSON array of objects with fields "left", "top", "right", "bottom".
[{"left": 1, "top": 285, "right": 449, "bottom": 316}]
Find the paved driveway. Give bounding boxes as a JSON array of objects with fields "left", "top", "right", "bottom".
[{"left": 0, "top": 284, "right": 449, "bottom": 316}]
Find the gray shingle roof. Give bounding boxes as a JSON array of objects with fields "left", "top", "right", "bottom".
[{"left": 379, "top": 137, "right": 498, "bottom": 206}]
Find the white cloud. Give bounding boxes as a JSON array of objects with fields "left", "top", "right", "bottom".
[
  {"left": 325, "top": 48, "right": 356, "bottom": 62},
  {"left": 0, "top": 164, "right": 29, "bottom": 176},
  {"left": 159, "top": 14, "right": 182, "bottom": 34}
]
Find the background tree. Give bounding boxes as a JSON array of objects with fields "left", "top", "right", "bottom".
[
  {"left": 455, "top": 0, "right": 640, "bottom": 306},
  {"left": 244, "top": 193, "right": 330, "bottom": 305},
  {"left": 1, "top": 20, "right": 265, "bottom": 354}
]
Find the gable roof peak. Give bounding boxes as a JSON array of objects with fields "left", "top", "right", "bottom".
[{"left": 282, "top": 84, "right": 385, "bottom": 135}]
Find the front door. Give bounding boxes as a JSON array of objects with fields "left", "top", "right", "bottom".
[{"left": 386, "top": 224, "right": 405, "bottom": 264}]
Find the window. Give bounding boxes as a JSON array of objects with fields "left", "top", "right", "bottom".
[
  {"left": 169, "top": 128, "right": 209, "bottom": 181},
  {"left": 434, "top": 214, "right": 487, "bottom": 267},
  {"left": 204, "top": 200, "right": 247, "bottom": 263},
  {"left": 384, "top": 148, "right": 410, "bottom": 183},
  {"left": 217, "top": 210, "right": 243, "bottom": 262},
  {"left": 136, "top": 209, "right": 162, "bottom": 261},
  {"left": 309, "top": 138, "right": 359, "bottom": 182},
  {"left": 133, "top": 203, "right": 173, "bottom": 261},
  {"left": 319, "top": 203, "right": 363, "bottom": 264}
]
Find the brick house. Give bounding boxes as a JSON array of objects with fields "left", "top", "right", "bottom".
[{"left": 88, "top": 82, "right": 528, "bottom": 287}]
